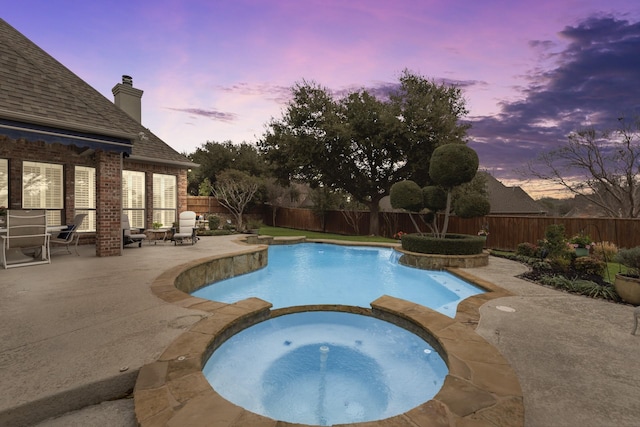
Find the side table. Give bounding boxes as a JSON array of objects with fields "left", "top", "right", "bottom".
[{"left": 145, "top": 228, "right": 170, "bottom": 245}]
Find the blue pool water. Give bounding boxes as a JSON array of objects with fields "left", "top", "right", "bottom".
[
  {"left": 192, "top": 243, "right": 484, "bottom": 317},
  {"left": 203, "top": 311, "right": 448, "bottom": 426}
]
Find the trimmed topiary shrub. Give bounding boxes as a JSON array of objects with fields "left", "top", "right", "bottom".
[
  {"left": 401, "top": 233, "right": 485, "bottom": 255},
  {"left": 429, "top": 144, "right": 479, "bottom": 188},
  {"left": 390, "top": 180, "right": 423, "bottom": 211},
  {"left": 422, "top": 185, "right": 447, "bottom": 211}
]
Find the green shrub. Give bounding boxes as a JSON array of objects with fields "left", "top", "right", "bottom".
[
  {"left": 516, "top": 242, "right": 538, "bottom": 257},
  {"left": 543, "top": 224, "right": 570, "bottom": 260},
  {"left": 539, "top": 274, "right": 620, "bottom": 301},
  {"left": 429, "top": 144, "right": 479, "bottom": 188},
  {"left": 568, "top": 279, "right": 620, "bottom": 301},
  {"left": 539, "top": 274, "right": 572, "bottom": 290},
  {"left": 573, "top": 256, "right": 605, "bottom": 276},
  {"left": 401, "top": 233, "right": 485, "bottom": 255},
  {"left": 390, "top": 180, "right": 423, "bottom": 211},
  {"left": 208, "top": 215, "right": 221, "bottom": 230},
  {"left": 422, "top": 185, "right": 447, "bottom": 211},
  {"left": 614, "top": 246, "right": 640, "bottom": 276}
]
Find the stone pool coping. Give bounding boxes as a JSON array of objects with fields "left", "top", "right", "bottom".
[{"left": 136, "top": 238, "right": 523, "bottom": 426}]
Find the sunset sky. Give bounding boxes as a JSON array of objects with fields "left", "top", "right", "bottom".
[{"left": 3, "top": 1, "right": 640, "bottom": 198}]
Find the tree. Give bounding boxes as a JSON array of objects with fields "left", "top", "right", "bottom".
[
  {"left": 429, "top": 144, "right": 480, "bottom": 236},
  {"left": 309, "top": 187, "right": 342, "bottom": 232},
  {"left": 188, "top": 141, "right": 267, "bottom": 195},
  {"left": 391, "top": 70, "right": 471, "bottom": 185},
  {"left": 525, "top": 116, "right": 640, "bottom": 218},
  {"left": 339, "top": 196, "right": 368, "bottom": 235},
  {"left": 264, "top": 179, "right": 300, "bottom": 226},
  {"left": 390, "top": 144, "right": 484, "bottom": 237},
  {"left": 452, "top": 171, "right": 491, "bottom": 218},
  {"left": 260, "top": 70, "right": 469, "bottom": 235},
  {"left": 211, "top": 170, "right": 261, "bottom": 231}
]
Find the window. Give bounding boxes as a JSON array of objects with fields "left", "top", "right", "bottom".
[
  {"left": 75, "top": 166, "right": 96, "bottom": 232},
  {"left": 122, "top": 170, "right": 145, "bottom": 229},
  {"left": 153, "top": 173, "right": 176, "bottom": 228},
  {"left": 22, "top": 161, "right": 63, "bottom": 225},
  {"left": 0, "top": 158, "right": 7, "bottom": 209}
]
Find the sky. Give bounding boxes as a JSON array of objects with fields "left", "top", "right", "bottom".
[{"left": 3, "top": 0, "right": 640, "bottom": 198}]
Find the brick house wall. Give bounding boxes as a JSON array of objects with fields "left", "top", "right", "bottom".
[{"left": 1, "top": 136, "right": 188, "bottom": 257}]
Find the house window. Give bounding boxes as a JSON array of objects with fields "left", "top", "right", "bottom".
[
  {"left": 122, "top": 170, "right": 145, "bottom": 229},
  {"left": 75, "top": 166, "right": 96, "bottom": 232},
  {"left": 153, "top": 173, "right": 176, "bottom": 228},
  {"left": 22, "top": 161, "right": 63, "bottom": 225},
  {"left": 0, "top": 158, "right": 7, "bottom": 208}
]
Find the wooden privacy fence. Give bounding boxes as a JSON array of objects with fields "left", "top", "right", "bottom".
[
  {"left": 186, "top": 196, "right": 264, "bottom": 217},
  {"left": 266, "top": 206, "right": 640, "bottom": 251},
  {"left": 187, "top": 197, "right": 640, "bottom": 251}
]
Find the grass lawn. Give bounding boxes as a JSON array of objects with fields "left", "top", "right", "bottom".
[
  {"left": 259, "top": 226, "right": 397, "bottom": 243},
  {"left": 604, "top": 262, "right": 627, "bottom": 283}
]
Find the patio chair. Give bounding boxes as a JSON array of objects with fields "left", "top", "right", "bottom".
[
  {"left": 172, "top": 211, "right": 197, "bottom": 245},
  {"left": 0, "top": 209, "right": 50, "bottom": 269},
  {"left": 122, "top": 214, "right": 147, "bottom": 247},
  {"left": 50, "top": 213, "right": 87, "bottom": 256}
]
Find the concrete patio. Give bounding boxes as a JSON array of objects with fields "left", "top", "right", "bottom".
[{"left": 0, "top": 235, "right": 638, "bottom": 426}]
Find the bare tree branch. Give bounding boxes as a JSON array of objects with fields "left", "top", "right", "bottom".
[{"left": 525, "top": 116, "right": 640, "bottom": 218}]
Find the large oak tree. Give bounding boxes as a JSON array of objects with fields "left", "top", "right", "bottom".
[{"left": 259, "top": 70, "right": 469, "bottom": 235}]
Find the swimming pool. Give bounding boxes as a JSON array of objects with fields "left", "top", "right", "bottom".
[
  {"left": 192, "top": 243, "right": 484, "bottom": 317},
  {"left": 203, "top": 310, "right": 448, "bottom": 426}
]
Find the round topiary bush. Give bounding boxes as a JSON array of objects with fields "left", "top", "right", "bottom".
[
  {"left": 422, "top": 185, "right": 447, "bottom": 211},
  {"left": 429, "top": 144, "right": 479, "bottom": 188},
  {"left": 390, "top": 180, "right": 423, "bottom": 211},
  {"left": 401, "top": 233, "right": 485, "bottom": 255}
]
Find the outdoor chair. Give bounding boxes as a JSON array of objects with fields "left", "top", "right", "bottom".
[
  {"left": 172, "top": 211, "right": 197, "bottom": 245},
  {"left": 122, "top": 214, "right": 147, "bottom": 247},
  {"left": 0, "top": 209, "right": 50, "bottom": 269},
  {"left": 50, "top": 213, "right": 87, "bottom": 256}
]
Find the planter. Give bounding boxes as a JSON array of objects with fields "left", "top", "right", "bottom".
[
  {"left": 614, "top": 274, "right": 640, "bottom": 305},
  {"left": 575, "top": 247, "right": 589, "bottom": 257}
]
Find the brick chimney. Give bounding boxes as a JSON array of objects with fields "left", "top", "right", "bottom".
[{"left": 112, "top": 75, "right": 143, "bottom": 123}]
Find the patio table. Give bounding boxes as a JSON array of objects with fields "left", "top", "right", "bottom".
[{"left": 144, "top": 228, "right": 170, "bottom": 245}]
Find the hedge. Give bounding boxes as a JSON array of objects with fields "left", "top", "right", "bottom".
[{"left": 401, "top": 233, "right": 485, "bottom": 255}]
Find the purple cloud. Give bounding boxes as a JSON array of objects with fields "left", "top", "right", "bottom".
[
  {"left": 166, "top": 107, "right": 237, "bottom": 123},
  {"left": 468, "top": 14, "right": 640, "bottom": 181}
]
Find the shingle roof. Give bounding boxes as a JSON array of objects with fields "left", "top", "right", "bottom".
[
  {"left": 0, "top": 18, "right": 192, "bottom": 167},
  {"left": 484, "top": 173, "right": 547, "bottom": 215}
]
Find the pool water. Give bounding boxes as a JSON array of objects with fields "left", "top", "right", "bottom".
[
  {"left": 192, "top": 243, "right": 484, "bottom": 317},
  {"left": 203, "top": 311, "right": 448, "bottom": 426}
]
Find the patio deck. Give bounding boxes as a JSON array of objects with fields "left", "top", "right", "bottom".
[{"left": 0, "top": 235, "right": 638, "bottom": 426}]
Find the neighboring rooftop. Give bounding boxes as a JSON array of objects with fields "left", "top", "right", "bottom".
[{"left": 484, "top": 173, "right": 547, "bottom": 215}]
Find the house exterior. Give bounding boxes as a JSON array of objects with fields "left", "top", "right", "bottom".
[
  {"left": 483, "top": 173, "right": 547, "bottom": 215},
  {"left": 0, "top": 19, "right": 194, "bottom": 256}
]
